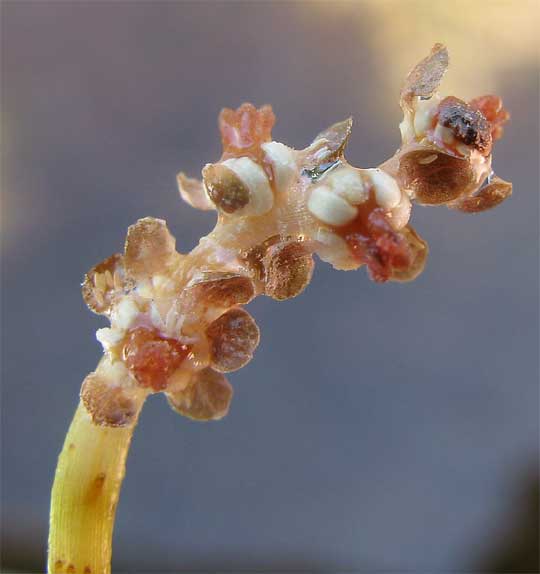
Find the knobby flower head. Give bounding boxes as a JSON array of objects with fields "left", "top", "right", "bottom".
[{"left": 80, "top": 44, "right": 511, "bottom": 427}]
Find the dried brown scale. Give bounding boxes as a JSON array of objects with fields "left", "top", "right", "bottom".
[
  {"left": 78, "top": 44, "right": 511, "bottom": 428},
  {"left": 437, "top": 96, "right": 492, "bottom": 155},
  {"left": 397, "top": 150, "right": 475, "bottom": 205},
  {"left": 401, "top": 43, "right": 448, "bottom": 106},
  {"left": 205, "top": 308, "right": 260, "bottom": 373},
  {"left": 81, "top": 373, "right": 140, "bottom": 427},
  {"left": 263, "top": 240, "right": 315, "bottom": 300},
  {"left": 187, "top": 272, "right": 255, "bottom": 308},
  {"left": 166, "top": 367, "right": 233, "bottom": 420}
]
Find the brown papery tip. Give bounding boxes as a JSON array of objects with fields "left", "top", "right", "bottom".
[
  {"left": 401, "top": 43, "right": 449, "bottom": 106},
  {"left": 124, "top": 217, "right": 177, "bottom": 278}
]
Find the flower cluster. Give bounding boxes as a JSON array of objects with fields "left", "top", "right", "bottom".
[{"left": 80, "top": 44, "right": 511, "bottom": 427}]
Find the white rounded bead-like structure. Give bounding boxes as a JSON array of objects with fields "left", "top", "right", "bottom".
[{"left": 307, "top": 185, "right": 358, "bottom": 227}]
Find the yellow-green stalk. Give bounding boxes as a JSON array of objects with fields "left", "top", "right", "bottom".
[{"left": 48, "top": 401, "right": 143, "bottom": 574}]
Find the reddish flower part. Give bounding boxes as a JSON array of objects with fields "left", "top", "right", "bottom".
[
  {"left": 469, "top": 95, "right": 510, "bottom": 141},
  {"left": 219, "top": 102, "right": 275, "bottom": 162},
  {"left": 343, "top": 204, "right": 412, "bottom": 283},
  {"left": 123, "top": 327, "right": 191, "bottom": 391}
]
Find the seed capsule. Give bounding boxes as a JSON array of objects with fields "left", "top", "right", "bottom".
[
  {"left": 263, "top": 241, "right": 314, "bottom": 301},
  {"left": 206, "top": 308, "right": 260, "bottom": 372},
  {"left": 166, "top": 368, "right": 233, "bottom": 421}
]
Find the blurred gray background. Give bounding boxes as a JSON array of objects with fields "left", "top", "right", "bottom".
[{"left": 1, "top": 1, "right": 538, "bottom": 572}]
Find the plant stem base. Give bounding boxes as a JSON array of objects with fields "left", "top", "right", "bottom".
[{"left": 48, "top": 401, "right": 139, "bottom": 574}]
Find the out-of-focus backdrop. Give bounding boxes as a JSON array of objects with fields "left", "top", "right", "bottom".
[{"left": 2, "top": 1, "right": 538, "bottom": 572}]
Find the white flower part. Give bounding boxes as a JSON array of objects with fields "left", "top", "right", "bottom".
[
  {"left": 399, "top": 111, "right": 415, "bottom": 144},
  {"left": 96, "top": 327, "right": 125, "bottom": 351},
  {"left": 388, "top": 191, "right": 412, "bottom": 230},
  {"left": 149, "top": 301, "right": 166, "bottom": 331},
  {"left": 221, "top": 157, "right": 274, "bottom": 216},
  {"left": 112, "top": 298, "right": 140, "bottom": 330},
  {"left": 152, "top": 274, "right": 174, "bottom": 293},
  {"left": 315, "top": 228, "right": 357, "bottom": 271},
  {"left": 413, "top": 95, "right": 440, "bottom": 137},
  {"left": 261, "top": 141, "right": 297, "bottom": 192},
  {"left": 107, "top": 360, "right": 132, "bottom": 388},
  {"left": 136, "top": 279, "right": 154, "bottom": 299},
  {"left": 307, "top": 185, "right": 357, "bottom": 227},
  {"left": 327, "top": 167, "right": 368, "bottom": 205},
  {"left": 365, "top": 168, "right": 401, "bottom": 209},
  {"left": 433, "top": 123, "right": 455, "bottom": 145}
]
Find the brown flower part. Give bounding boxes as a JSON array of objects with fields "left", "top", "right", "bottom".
[
  {"left": 166, "top": 368, "right": 233, "bottom": 421},
  {"left": 123, "top": 327, "right": 191, "bottom": 391},
  {"left": 82, "top": 253, "right": 131, "bottom": 315},
  {"left": 206, "top": 308, "right": 260, "bottom": 372},
  {"left": 437, "top": 96, "right": 492, "bottom": 155},
  {"left": 202, "top": 163, "right": 251, "bottom": 213},
  {"left": 401, "top": 43, "right": 449, "bottom": 108},
  {"left": 397, "top": 150, "right": 475, "bottom": 205},
  {"left": 263, "top": 240, "right": 314, "bottom": 300},
  {"left": 449, "top": 175, "right": 512, "bottom": 213},
  {"left": 187, "top": 272, "right": 256, "bottom": 309},
  {"left": 177, "top": 172, "right": 215, "bottom": 211},
  {"left": 124, "top": 217, "right": 178, "bottom": 279},
  {"left": 240, "top": 235, "right": 283, "bottom": 282},
  {"left": 81, "top": 363, "right": 145, "bottom": 427},
  {"left": 469, "top": 95, "right": 510, "bottom": 141},
  {"left": 219, "top": 102, "right": 275, "bottom": 162}
]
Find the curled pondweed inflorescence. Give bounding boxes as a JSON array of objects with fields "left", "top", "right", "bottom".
[{"left": 80, "top": 44, "right": 511, "bottom": 426}]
